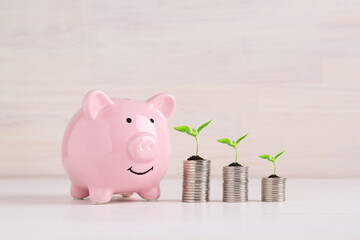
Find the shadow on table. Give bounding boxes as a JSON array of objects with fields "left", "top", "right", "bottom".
[
  {"left": 0, "top": 195, "right": 265, "bottom": 205},
  {"left": 0, "top": 195, "right": 182, "bottom": 205}
]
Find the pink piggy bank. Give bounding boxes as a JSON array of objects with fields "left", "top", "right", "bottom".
[{"left": 61, "top": 90, "right": 176, "bottom": 204}]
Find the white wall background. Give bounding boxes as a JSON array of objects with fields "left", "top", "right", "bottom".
[{"left": 1, "top": 0, "right": 360, "bottom": 178}]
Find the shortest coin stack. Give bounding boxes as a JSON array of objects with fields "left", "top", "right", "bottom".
[
  {"left": 261, "top": 177, "right": 286, "bottom": 202},
  {"left": 182, "top": 160, "right": 211, "bottom": 203},
  {"left": 223, "top": 166, "right": 248, "bottom": 202}
]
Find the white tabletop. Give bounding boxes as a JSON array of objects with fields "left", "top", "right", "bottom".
[{"left": 0, "top": 177, "right": 359, "bottom": 240}]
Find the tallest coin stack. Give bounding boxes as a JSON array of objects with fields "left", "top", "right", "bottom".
[{"left": 182, "top": 160, "right": 211, "bottom": 202}]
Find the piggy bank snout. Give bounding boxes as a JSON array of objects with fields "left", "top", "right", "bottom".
[{"left": 128, "top": 134, "right": 158, "bottom": 162}]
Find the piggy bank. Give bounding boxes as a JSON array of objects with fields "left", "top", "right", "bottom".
[{"left": 61, "top": 90, "right": 176, "bottom": 204}]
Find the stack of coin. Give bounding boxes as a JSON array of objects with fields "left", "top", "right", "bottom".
[
  {"left": 182, "top": 160, "right": 211, "bottom": 203},
  {"left": 222, "top": 166, "right": 248, "bottom": 202},
  {"left": 261, "top": 177, "right": 286, "bottom": 202}
]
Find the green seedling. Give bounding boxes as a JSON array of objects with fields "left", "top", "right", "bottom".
[
  {"left": 258, "top": 151, "right": 285, "bottom": 176},
  {"left": 217, "top": 134, "right": 248, "bottom": 164},
  {"left": 173, "top": 120, "right": 212, "bottom": 156}
]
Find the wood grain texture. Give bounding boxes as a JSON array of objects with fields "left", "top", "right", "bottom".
[{"left": 0, "top": 0, "right": 359, "bottom": 177}]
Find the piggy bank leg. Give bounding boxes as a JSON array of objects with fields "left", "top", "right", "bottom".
[
  {"left": 138, "top": 185, "right": 160, "bottom": 201},
  {"left": 71, "top": 184, "right": 89, "bottom": 200},
  {"left": 121, "top": 193, "right": 134, "bottom": 198},
  {"left": 89, "top": 188, "right": 113, "bottom": 204}
]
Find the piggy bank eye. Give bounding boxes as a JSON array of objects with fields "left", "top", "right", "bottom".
[
  {"left": 126, "top": 118, "right": 132, "bottom": 123},
  {"left": 150, "top": 118, "right": 154, "bottom": 123}
]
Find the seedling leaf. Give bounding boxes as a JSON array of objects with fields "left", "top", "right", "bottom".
[
  {"left": 217, "top": 138, "right": 234, "bottom": 147},
  {"left": 192, "top": 128, "right": 198, "bottom": 136},
  {"left": 197, "top": 120, "right": 212, "bottom": 133},
  {"left": 217, "top": 138, "right": 231, "bottom": 144},
  {"left": 173, "top": 126, "right": 190, "bottom": 133},
  {"left": 275, "top": 150, "right": 285, "bottom": 160},
  {"left": 259, "top": 154, "right": 272, "bottom": 162},
  {"left": 236, "top": 134, "right": 248, "bottom": 144}
]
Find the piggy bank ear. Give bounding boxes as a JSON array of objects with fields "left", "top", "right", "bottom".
[
  {"left": 82, "top": 90, "right": 113, "bottom": 120},
  {"left": 147, "top": 93, "right": 176, "bottom": 120}
]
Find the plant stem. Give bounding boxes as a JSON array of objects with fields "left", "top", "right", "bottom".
[
  {"left": 234, "top": 147, "right": 238, "bottom": 163},
  {"left": 195, "top": 136, "right": 199, "bottom": 156},
  {"left": 273, "top": 162, "right": 276, "bottom": 175}
]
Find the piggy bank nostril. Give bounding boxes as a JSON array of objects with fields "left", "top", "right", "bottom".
[{"left": 138, "top": 141, "right": 155, "bottom": 152}]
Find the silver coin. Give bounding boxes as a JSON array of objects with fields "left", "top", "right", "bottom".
[
  {"left": 224, "top": 188, "right": 248, "bottom": 192},
  {"left": 223, "top": 188, "right": 248, "bottom": 191},
  {"left": 183, "top": 181, "right": 209, "bottom": 184},
  {"left": 183, "top": 175, "right": 210, "bottom": 178},
  {"left": 184, "top": 166, "right": 210, "bottom": 168},
  {"left": 183, "top": 180, "right": 209, "bottom": 182},
  {"left": 184, "top": 175, "right": 210, "bottom": 178},
  {"left": 184, "top": 165, "right": 210, "bottom": 168},
  {"left": 183, "top": 173, "right": 210, "bottom": 175},
  {"left": 182, "top": 196, "right": 209, "bottom": 201},
  {"left": 183, "top": 187, "right": 210, "bottom": 190},
  {"left": 183, "top": 188, "right": 209, "bottom": 191},
  {"left": 182, "top": 194, "right": 209, "bottom": 198},
  {"left": 183, "top": 182, "right": 209, "bottom": 185},
  {"left": 182, "top": 194, "right": 209, "bottom": 197},
  {"left": 182, "top": 193, "right": 209, "bottom": 196},
  {"left": 183, "top": 187, "right": 209, "bottom": 189},
  {"left": 182, "top": 200, "right": 208, "bottom": 203},
  {"left": 223, "top": 182, "right": 248, "bottom": 184},
  {"left": 223, "top": 191, "right": 247, "bottom": 193},
  {"left": 183, "top": 184, "right": 209, "bottom": 187},
  {"left": 183, "top": 178, "right": 209, "bottom": 180},
  {"left": 183, "top": 192, "right": 209, "bottom": 195},
  {"left": 182, "top": 196, "right": 209, "bottom": 199},
  {"left": 223, "top": 193, "right": 247, "bottom": 195},
  {"left": 182, "top": 198, "right": 208, "bottom": 200}
]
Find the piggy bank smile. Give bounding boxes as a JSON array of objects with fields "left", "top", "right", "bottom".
[{"left": 127, "top": 166, "right": 154, "bottom": 175}]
